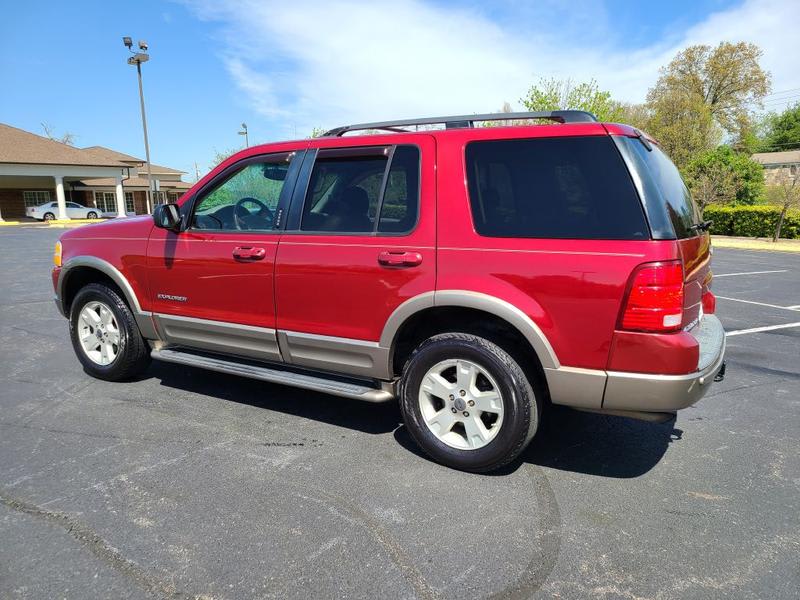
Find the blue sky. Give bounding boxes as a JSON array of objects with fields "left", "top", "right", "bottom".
[{"left": 1, "top": 0, "right": 797, "bottom": 178}]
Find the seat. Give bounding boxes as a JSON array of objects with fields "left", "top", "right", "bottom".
[{"left": 326, "top": 187, "right": 373, "bottom": 232}]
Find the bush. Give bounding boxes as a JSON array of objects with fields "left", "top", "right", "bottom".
[{"left": 703, "top": 205, "right": 800, "bottom": 239}]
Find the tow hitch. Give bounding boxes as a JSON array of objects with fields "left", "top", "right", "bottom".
[{"left": 714, "top": 361, "right": 726, "bottom": 382}]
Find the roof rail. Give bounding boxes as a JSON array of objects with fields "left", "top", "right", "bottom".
[{"left": 323, "top": 110, "right": 598, "bottom": 137}]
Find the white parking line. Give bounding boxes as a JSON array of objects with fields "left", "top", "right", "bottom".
[
  {"left": 714, "top": 270, "right": 788, "bottom": 278},
  {"left": 726, "top": 322, "right": 800, "bottom": 337},
  {"left": 787, "top": 305, "right": 800, "bottom": 310},
  {"left": 716, "top": 296, "right": 800, "bottom": 312}
]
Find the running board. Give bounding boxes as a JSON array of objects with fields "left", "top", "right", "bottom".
[{"left": 151, "top": 348, "right": 394, "bottom": 403}]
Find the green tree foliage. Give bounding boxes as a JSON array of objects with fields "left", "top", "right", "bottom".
[
  {"left": 520, "top": 78, "right": 626, "bottom": 122},
  {"left": 759, "top": 103, "right": 800, "bottom": 152},
  {"left": 646, "top": 42, "right": 771, "bottom": 167},
  {"left": 685, "top": 146, "right": 765, "bottom": 211}
]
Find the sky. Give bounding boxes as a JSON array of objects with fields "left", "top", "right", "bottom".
[{"left": 1, "top": 0, "right": 798, "bottom": 179}]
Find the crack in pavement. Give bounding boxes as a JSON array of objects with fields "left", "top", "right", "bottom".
[{"left": 0, "top": 489, "right": 188, "bottom": 599}]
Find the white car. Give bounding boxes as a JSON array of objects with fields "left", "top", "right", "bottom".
[{"left": 26, "top": 201, "right": 101, "bottom": 221}]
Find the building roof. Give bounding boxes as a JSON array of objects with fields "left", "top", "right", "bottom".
[
  {"left": 0, "top": 123, "right": 129, "bottom": 167},
  {"left": 83, "top": 145, "right": 186, "bottom": 175},
  {"left": 76, "top": 177, "right": 193, "bottom": 190},
  {"left": 751, "top": 150, "right": 800, "bottom": 165}
]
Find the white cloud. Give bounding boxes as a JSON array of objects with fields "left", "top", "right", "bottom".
[{"left": 186, "top": 0, "right": 800, "bottom": 138}]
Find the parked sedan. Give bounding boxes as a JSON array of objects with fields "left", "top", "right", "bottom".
[{"left": 26, "top": 201, "right": 100, "bottom": 221}]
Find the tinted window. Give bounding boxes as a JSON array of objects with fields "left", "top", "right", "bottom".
[
  {"left": 378, "top": 146, "right": 419, "bottom": 233},
  {"left": 192, "top": 159, "right": 290, "bottom": 231},
  {"left": 615, "top": 137, "right": 700, "bottom": 239},
  {"left": 301, "top": 145, "right": 420, "bottom": 234},
  {"left": 465, "top": 136, "right": 648, "bottom": 239},
  {"left": 67, "top": 202, "right": 82, "bottom": 208}
]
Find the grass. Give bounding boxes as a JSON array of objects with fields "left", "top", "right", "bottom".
[{"left": 712, "top": 235, "right": 800, "bottom": 253}]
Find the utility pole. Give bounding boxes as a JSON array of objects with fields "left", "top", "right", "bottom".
[{"left": 238, "top": 122, "right": 249, "bottom": 147}]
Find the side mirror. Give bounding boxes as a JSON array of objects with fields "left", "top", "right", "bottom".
[{"left": 153, "top": 203, "right": 182, "bottom": 231}]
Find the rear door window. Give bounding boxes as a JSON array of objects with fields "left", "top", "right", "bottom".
[
  {"left": 465, "top": 136, "right": 648, "bottom": 239},
  {"left": 299, "top": 145, "right": 420, "bottom": 234}
]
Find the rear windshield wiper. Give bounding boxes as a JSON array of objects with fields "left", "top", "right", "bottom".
[
  {"left": 689, "top": 220, "right": 713, "bottom": 232},
  {"left": 632, "top": 128, "right": 652, "bottom": 151}
]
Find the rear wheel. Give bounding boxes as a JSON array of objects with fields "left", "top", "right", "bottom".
[
  {"left": 399, "top": 333, "right": 540, "bottom": 472},
  {"left": 69, "top": 283, "right": 150, "bottom": 381},
  {"left": 87, "top": 211, "right": 98, "bottom": 219},
  {"left": 43, "top": 212, "right": 55, "bottom": 221}
]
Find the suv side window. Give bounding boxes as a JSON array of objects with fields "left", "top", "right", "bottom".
[
  {"left": 192, "top": 157, "right": 290, "bottom": 231},
  {"left": 300, "top": 145, "right": 420, "bottom": 234},
  {"left": 465, "top": 136, "right": 648, "bottom": 240}
]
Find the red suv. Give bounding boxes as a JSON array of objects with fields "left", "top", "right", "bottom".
[{"left": 52, "top": 111, "right": 725, "bottom": 472}]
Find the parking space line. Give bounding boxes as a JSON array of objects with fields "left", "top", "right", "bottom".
[
  {"left": 714, "top": 270, "right": 788, "bottom": 278},
  {"left": 716, "top": 296, "right": 800, "bottom": 312},
  {"left": 726, "top": 322, "right": 800, "bottom": 337}
]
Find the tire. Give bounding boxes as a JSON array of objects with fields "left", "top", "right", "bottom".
[
  {"left": 399, "top": 333, "right": 540, "bottom": 473},
  {"left": 69, "top": 283, "right": 150, "bottom": 381},
  {"left": 43, "top": 212, "right": 55, "bottom": 221},
  {"left": 87, "top": 211, "right": 98, "bottom": 219}
]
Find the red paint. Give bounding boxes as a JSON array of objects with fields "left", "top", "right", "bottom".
[{"left": 55, "top": 122, "right": 715, "bottom": 377}]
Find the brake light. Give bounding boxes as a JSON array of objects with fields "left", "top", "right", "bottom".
[
  {"left": 620, "top": 261, "right": 684, "bottom": 333},
  {"left": 702, "top": 290, "right": 716, "bottom": 314}
]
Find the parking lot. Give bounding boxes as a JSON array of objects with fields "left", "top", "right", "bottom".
[{"left": 1, "top": 225, "right": 798, "bottom": 600}]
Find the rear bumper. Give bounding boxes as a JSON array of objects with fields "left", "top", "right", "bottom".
[
  {"left": 603, "top": 315, "right": 726, "bottom": 412},
  {"left": 545, "top": 315, "right": 726, "bottom": 414}
]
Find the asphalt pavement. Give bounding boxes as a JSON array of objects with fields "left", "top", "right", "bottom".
[{"left": 1, "top": 225, "right": 798, "bottom": 599}]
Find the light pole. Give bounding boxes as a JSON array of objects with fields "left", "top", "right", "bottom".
[
  {"left": 124, "top": 36, "right": 154, "bottom": 214},
  {"left": 238, "top": 122, "right": 249, "bottom": 147}
]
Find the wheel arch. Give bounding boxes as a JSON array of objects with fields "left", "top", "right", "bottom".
[
  {"left": 58, "top": 257, "right": 158, "bottom": 339},
  {"left": 381, "top": 290, "right": 560, "bottom": 378}
]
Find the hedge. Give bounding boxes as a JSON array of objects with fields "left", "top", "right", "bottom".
[{"left": 703, "top": 205, "right": 800, "bottom": 239}]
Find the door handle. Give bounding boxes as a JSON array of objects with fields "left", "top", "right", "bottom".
[
  {"left": 233, "top": 246, "right": 266, "bottom": 261},
  {"left": 377, "top": 251, "right": 423, "bottom": 268}
]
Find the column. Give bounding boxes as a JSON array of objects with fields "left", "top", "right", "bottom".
[
  {"left": 115, "top": 176, "right": 127, "bottom": 218},
  {"left": 55, "top": 175, "right": 68, "bottom": 220}
]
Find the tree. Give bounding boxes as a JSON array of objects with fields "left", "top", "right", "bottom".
[
  {"left": 759, "top": 103, "right": 800, "bottom": 152},
  {"left": 685, "top": 146, "right": 765, "bottom": 211},
  {"left": 645, "top": 42, "right": 771, "bottom": 167},
  {"left": 309, "top": 127, "right": 326, "bottom": 138},
  {"left": 766, "top": 169, "right": 800, "bottom": 241},
  {"left": 41, "top": 122, "right": 76, "bottom": 146},
  {"left": 521, "top": 78, "right": 627, "bottom": 122}
]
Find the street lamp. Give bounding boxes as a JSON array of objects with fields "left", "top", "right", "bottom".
[
  {"left": 124, "top": 36, "right": 154, "bottom": 214},
  {"left": 238, "top": 122, "right": 249, "bottom": 147}
]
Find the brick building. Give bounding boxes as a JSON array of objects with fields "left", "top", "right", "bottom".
[{"left": 0, "top": 123, "right": 190, "bottom": 220}]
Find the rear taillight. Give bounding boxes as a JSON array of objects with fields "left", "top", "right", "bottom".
[
  {"left": 620, "top": 261, "right": 684, "bottom": 333},
  {"left": 702, "top": 290, "right": 716, "bottom": 314}
]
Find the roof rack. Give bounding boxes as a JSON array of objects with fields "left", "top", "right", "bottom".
[{"left": 323, "top": 110, "right": 598, "bottom": 137}]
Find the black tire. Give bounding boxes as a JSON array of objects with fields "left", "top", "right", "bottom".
[
  {"left": 87, "top": 211, "right": 98, "bottom": 219},
  {"left": 69, "top": 283, "right": 150, "bottom": 381},
  {"left": 43, "top": 212, "right": 55, "bottom": 221},
  {"left": 399, "top": 333, "right": 540, "bottom": 473}
]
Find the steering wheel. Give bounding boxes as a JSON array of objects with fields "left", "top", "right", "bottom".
[{"left": 233, "top": 197, "right": 273, "bottom": 230}]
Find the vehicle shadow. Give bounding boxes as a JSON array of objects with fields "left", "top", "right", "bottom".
[
  {"left": 394, "top": 405, "right": 682, "bottom": 479},
  {"left": 148, "top": 360, "right": 401, "bottom": 435},
  {"left": 148, "top": 362, "right": 680, "bottom": 477}
]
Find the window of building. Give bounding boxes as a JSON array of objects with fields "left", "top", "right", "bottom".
[
  {"left": 192, "top": 158, "right": 290, "bottom": 231},
  {"left": 23, "top": 190, "right": 51, "bottom": 207},
  {"left": 465, "top": 136, "right": 648, "bottom": 240},
  {"left": 93, "top": 191, "right": 116, "bottom": 213},
  {"left": 124, "top": 192, "right": 135, "bottom": 213},
  {"left": 300, "top": 145, "right": 420, "bottom": 234},
  {"left": 167, "top": 192, "right": 180, "bottom": 203}
]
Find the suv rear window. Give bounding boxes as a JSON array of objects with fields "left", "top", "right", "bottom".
[
  {"left": 465, "top": 136, "right": 648, "bottom": 240},
  {"left": 614, "top": 136, "right": 700, "bottom": 239}
]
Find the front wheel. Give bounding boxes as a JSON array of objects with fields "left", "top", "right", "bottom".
[
  {"left": 69, "top": 283, "right": 150, "bottom": 381},
  {"left": 87, "top": 211, "right": 98, "bottom": 219},
  {"left": 399, "top": 333, "right": 540, "bottom": 473}
]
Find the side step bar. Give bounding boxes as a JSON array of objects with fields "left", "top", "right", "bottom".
[{"left": 151, "top": 348, "right": 395, "bottom": 403}]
